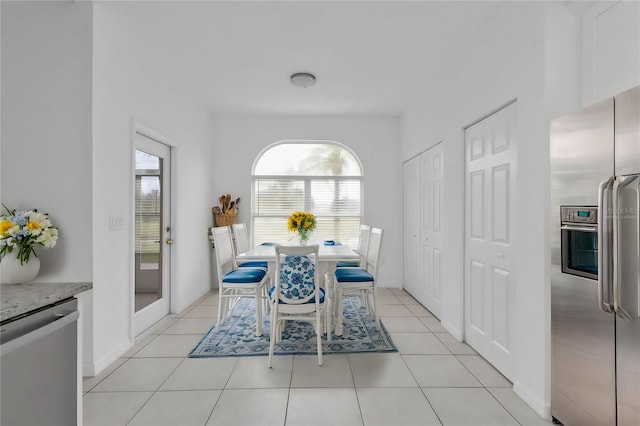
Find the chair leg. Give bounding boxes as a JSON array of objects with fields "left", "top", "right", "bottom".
[
  {"left": 335, "top": 286, "right": 344, "bottom": 336},
  {"left": 262, "top": 283, "right": 271, "bottom": 315},
  {"left": 216, "top": 287, "right": 225, "bottom": 328},
  {"left": 372, "top": 288, "right": 380, "bottom": 331},
  {"left": 255, "top": 289, "right": 263, "bottom": 337},
  {"left": 316, "top": 311, "right": 323, "bottom": 366},
  {"left": 360, "top": 294, "right": 368, "bottom": 311},
  {"left": 268, "top": 303, "right": 276, "bottom": 368},
  {"left": 325, "top": 301, "right": 332, "bottom": 342},
  {"left": 276, "top": 317, "right": 283, "bottom": 343}
]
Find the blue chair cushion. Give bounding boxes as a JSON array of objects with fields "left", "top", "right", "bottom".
[
  {"left": 335, "top": 268, "right": 374, "bottom": 282},
  {"left": 269, "top": 286, "right": 325, "bottom": 304},
  {"left": 238, "top": 260, "right": 269, "bottom": 268},
  {"left": 222, "top": 268, "right": 266, "bottom": 283},
  {"left": 336, "top": 261, "right": 359, "bottom": 268}
]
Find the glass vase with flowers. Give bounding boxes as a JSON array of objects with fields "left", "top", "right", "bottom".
[{"left": 287, "top": 211, "right": 316, "bottom": 245}]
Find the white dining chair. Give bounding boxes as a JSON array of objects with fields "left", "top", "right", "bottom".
[
  {"left": 268, "top": 244, "right": 326, "bottom": 367},
  {"left": 211, "top": 226, "right": 269, "bottom": 337},
  {"left": 336, "top": 224, "right": 371, "bottom": 268},
  {"left": 334, "top": 227, "right": 383, "bottom": 336},
  {"left": 231, "top": 223, "right": 269, "bottom": 270}
]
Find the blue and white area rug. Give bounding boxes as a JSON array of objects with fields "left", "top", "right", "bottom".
[{"left": 189, "top": 297, "right": 397, "bottom": 358}]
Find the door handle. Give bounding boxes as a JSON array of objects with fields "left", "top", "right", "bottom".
[
  {"left": 598, "top": 177, "right": 614, "bottom": 314},
  {"left": 166, "top": 239, "right": 173, "bottom": 245},
  {"left": 612, "top": 175, "right": 639, "bottom": 320}
]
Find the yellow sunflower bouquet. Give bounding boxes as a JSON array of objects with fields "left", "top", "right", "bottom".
[{"left": 287, "top": 211, "right": 316, "bottom": 244}]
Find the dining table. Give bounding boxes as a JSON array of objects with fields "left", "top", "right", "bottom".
[{"left": 236, "top": 241, "right": 360, "bottom": 339}]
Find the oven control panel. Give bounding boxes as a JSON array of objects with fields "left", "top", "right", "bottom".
[{"left": 561, "top": 206, "right": 598, "bottom": 225}]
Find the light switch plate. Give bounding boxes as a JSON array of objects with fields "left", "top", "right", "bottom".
[{"left": 109, "top": 216, "right": 124, "bottom": 230}]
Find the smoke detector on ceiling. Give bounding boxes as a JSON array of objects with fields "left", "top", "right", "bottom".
[{"left": 290, "top": 72, "right": 316, "bottom": 88}]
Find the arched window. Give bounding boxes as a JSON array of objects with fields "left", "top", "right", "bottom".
[{"left": 252, "top": 141, "right": 363, "bottom": 246}]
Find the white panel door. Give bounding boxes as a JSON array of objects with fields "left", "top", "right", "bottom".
[
  {"left": 464, "top": 102, "right": 517, "bottom": 380},
  {"left": 403, "top": 155, "right": 421, "bottom": 297},
  {"left": 420, "top": 143, "right": 443, "bottom": 317}
]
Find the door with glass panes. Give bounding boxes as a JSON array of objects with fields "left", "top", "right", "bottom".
[{"left": 134, "top": 131, "right": 172, "bottom": 336}]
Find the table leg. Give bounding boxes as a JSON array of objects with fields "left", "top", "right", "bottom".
[{"left": 323, "top": 272, "right": 333, "bottom": 342}]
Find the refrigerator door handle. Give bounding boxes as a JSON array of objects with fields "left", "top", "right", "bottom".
[
  {"left": 613, "top": 175, "right": 640, "bottom": 320},
  {"left": 598, "top": 177, "right": 615, "bottom": 314}
]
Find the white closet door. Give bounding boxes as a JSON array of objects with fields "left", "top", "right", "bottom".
[
  {"left": 420, "top": 143, "right": 443, "bottom": 317},
  {"left": 403, "top": 155, "right": 421, "bottom": 298},
  {"left": 464, "top": 102, "right": 517, "bottom": 380}
]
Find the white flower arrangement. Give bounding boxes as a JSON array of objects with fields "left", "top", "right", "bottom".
[{"left": 0, "top": 205, "right": 58, "bottom": 265}]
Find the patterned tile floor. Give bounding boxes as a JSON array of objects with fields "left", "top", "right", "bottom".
[{"left": 83, "top": 288, "right": 553, "bottom": 426}]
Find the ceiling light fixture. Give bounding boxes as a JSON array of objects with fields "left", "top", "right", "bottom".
[{"left": 290, "top": 72, "right": 316, "bottom": 88}]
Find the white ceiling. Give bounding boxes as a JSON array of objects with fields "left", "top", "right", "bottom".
[{"left": 105, "top": 1, "right": 544, "bottom": 116}]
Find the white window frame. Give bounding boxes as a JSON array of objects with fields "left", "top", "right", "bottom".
[{"left": 251, "top": 140, "right": 364, "bottom": 246}]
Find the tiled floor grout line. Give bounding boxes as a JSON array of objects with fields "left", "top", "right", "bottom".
[
  {"left": 417, "top": 386, "right": 445, "bottom": 426},
  {"left": 486, "top": 388, "right": 525, "bottom": 426},
  {"left": 202, "top": 387, "right": 223, "bottom": 426},
  {"left": 124, "top": 392, "right": 155, "bottom": 426}
]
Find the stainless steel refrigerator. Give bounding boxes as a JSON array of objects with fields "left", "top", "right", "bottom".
[{"left": 551, "top": 85, "right": 639, "bottom": 426}]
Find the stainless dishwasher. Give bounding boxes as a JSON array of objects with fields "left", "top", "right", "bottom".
[{"left": 1, "top": 297, "right": 79, "bottom": 426}]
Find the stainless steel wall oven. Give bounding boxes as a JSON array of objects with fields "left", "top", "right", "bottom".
[{"left": 560, "top": 206, "right": 598, "bottom": 280}]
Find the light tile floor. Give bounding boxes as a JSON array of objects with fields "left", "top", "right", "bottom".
[{"left": 83, "top": 288, "right": 553, "bottom": 426}]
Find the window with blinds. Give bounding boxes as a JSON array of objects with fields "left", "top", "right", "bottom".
[
  {"left": 135, "top": 150, "right": 163, "bottom": 268},
  {"left": 252, "top": 142, "right": 363, "bottom": 247}
]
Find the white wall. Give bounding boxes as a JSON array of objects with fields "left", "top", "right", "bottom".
[
  {"left": 400, "top": 2, "right": 582, "bottom": 419},
  {"left": 210, "top": 114, "right": 402, "bottom": 288},
  {"left": 1, "top": 1, "right": 93, "bottom": 283},
  {"left": 91, "top": 3, "right": 217, "bottom": 373}
]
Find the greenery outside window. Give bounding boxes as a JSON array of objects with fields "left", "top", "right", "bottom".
[{"left": 252, "top": 141, "right": 363, "bottom": 246}]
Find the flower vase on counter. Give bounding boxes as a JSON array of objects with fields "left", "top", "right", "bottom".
[
  {"left": 0, "top": 205, "right": 59, "bottom": 284},
  {"left": 1, "top": 251, "right": 40, "bottom": 284}
]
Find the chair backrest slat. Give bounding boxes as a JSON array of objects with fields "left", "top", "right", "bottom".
[
  {"left": 356, "top": 224, "right": 371, "bottom": 265},
  {"left": 231, "top": 223, "right": 251, "bottom": 255},
  {"left": 365, "top": 228, "right": 384, "bottom": 281},
  {"left": 211, "top": 226, "right": 236, "bottom": 279}
]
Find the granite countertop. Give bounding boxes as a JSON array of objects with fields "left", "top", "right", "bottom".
[{"left": 1, "top": 282, "right": 92, "bottom": 322}]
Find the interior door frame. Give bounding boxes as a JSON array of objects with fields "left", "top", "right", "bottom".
[{"left": 130, "top": 121, "right": 177, "bottom": 340}]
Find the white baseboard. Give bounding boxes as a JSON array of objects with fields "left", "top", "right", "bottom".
[
  {"left": 83, "top": 360, "right": 96, "bottom": 377},
  {"left": 441, "top": 318, "right": 463, "bottom": 341},
  {"left": 89, "top": 339, "right": 132, "bottom": 377},
  {"left": 379, "top": 282, "right": 402, "bottom": 289},
  {"left": 513, "top": 380, "right": 551, "bottom": 420}
]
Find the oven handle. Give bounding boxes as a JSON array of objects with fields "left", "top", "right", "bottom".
[
  {"left": 560, "top": 225, "right": 597, "bottom": 233},
  {"left": 598, "top": 177, "right": 614, "bottom": 314}
]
